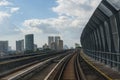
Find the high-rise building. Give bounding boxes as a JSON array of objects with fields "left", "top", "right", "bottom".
[
  {"left": 16, "top": 40, "right": 24, "bottom": 52},
  {"left": 48, "top": 36, "right": 64, "bottom": 50},
  {"left": 48, "top": 36, "right": 54, "bottom": 49},
  {"left": 51, "top": 42, "right": 56, "bottom": 50},
  {"left": 55, "top": 36, "right": 60, "bottom": 50},
  {"left": 58, "top": 40, "right": 63, "bottom": 50},
  {"left": 25, "top": 34, "right": 34, "bottom": 51},
  {"left": 0, "top": 41, "right": 8, "bottom": 52}
]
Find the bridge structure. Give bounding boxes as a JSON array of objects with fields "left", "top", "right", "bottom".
[{"left": 81, "top": 0, "right": 120, "bottom": 71}]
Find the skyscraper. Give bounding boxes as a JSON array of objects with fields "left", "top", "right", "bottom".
[
  {"left": 51, "top": 42, "right": 56, "bottom": 50},
  {"left": 0, "top": 41, "right": 8, "bottom": 52},
  {"left": 58, "top": 40, "right": 63, "bottom": 50},
  {"left": 25, "top": 34, "right": 34, "bottom": 51},
  {"left": 55, "top": 36, "right": 60, "bottom": 50},
  {"left": 48, "top": 36, "right": 64, "bottom": 50},
  {"left": 16, "top": 40, "right": 24, "bottom": 52},
  {"left": 48, "top": 36, "right": 54, "bottom": 49}
]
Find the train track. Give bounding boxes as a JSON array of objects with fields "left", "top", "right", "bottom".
[
  {"left": 45, "top": 50, "right": 109, "bottom": 80},
  {"left": 0, "top": 50, "right": 110, "bottom": 80},
  {"left": 78, "top": 52, "right": 108, "bottom": 80},
  {"left": 0, "top": 50, "right": 70, "bottom": 78},
  {"left": 0, "top": 50, "right": 72, "bottom": 80}
]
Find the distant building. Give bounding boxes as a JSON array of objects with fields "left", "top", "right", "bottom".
[
  {"left": 8, "top": 46, "right": 12, "bottom": 51},
  {"left": 58, "top": 40, "right": 63, "bottom": 50},
  {"left": 64, "top": 45, "right": 69, "bottom": 50},
  {"left": 51, "top": 42, "right": 56, "bottom": 50},
  {"left": 48, "top": 36, "right": 54, "bottom": 49},
  {"left": 25, "top": 34, "right": 34, "bottom": 51},
  {"left": 55, "top": 36, "right": 60, "bottom": 50},
  {"left": 16, "top": 40, "right": 24, "bottom": 52},
  {"left": 48, "top": 36, "right": 64, "bottom": 50},
  {"left": 0, "top": 52, "right": 5, "bottom": 56},
  {"left": 43, "top": 43, "right": 49, "bottom": 49},
  {"left": 0, "top": 41, "right": 8, "bottom": 53},
  {"left": 75, "top": 43, "right": 80, "bottom": 48},
  {"left": 34, "top": 44, "right": 37, "bottom": 51}
]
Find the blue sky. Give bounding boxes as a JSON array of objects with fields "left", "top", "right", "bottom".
[
  {"left": 0, "top": 0, "right": 101, "bottom": 49},
  {"left": 9, "top": 0, "right": 58, "bottom": 25}
]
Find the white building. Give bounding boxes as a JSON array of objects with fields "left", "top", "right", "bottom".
[
  {"left": 55, "top": 36, "right": 60, "bottom": 50},
  {"left": 48, "top": 36, "right": 64, "bottom": 50},
  {"left": 48, "top": 36, "right": 54, "bottom": 49},
  {"left": 51, "top": 42, "right": 56, "bottom": 50}
]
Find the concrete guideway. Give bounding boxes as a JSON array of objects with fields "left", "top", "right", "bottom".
[
  {"left": 81, "top": 49, "right": 120, "bottom": 80},
  {"left": 45, "top": 49, "right": 111, "bottom": 80},
  {"left": 44, "top": 51, "right": 74, "bottom": 80},
  {"left": 0, "top": 54, "right": 66, "bottom": 80},
  {"left": 0, "top": 50, "right": 73, "bottom": 80},
  {"left": 0, "top": 50, "right": 69, "bottom": 78},
  {"left": 62, "top": 52, "right": 76, "bottom": 80},
  {"left": 1, "top": 49, "right": 118, "bottom": 80}
]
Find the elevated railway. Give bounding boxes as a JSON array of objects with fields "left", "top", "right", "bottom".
[
  {"left": 0, "top": 50, "right": 70, "bottom": 79},
  {"left": 45, "top": 50, "right": 109, "bottom": 80},
  {"left": 1, "top": 49, "right": 120, "bottom": 80}
]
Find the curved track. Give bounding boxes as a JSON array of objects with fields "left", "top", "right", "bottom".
[
  {"left": 50, "top": 50, "right": 109, "bottom": 80},
  {"left": 78, "top": 52, "right": 108, "bottom": 80}
]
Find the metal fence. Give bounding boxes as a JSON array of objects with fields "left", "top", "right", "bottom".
[{"left": 81, "top": 0, "right": 120, "bottom": 70}]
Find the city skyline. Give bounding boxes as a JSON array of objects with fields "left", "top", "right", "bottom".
[{"left": 0, "top": 0, "right": 102, "bottom": 49}]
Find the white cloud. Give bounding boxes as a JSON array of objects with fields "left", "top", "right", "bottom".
[
  {"left": 22, "top": 0, "right": 101, "bottom": 33},
  {"left": 22, "top": 17, "right": 69, "bottom": 33},
  {"left": 22, "top": 19, "right": 59, "bottom": 34},
  {"left": 0, "top": 10, "right": 20, "bottom": 36},
  {"left": 53, "top": 0, "right": 101, "bottom": 18},
  {"left": 0, "top": 11, "right": 11, "bottom": 23},
  {"left": 0, "top": 11, "right": 20, "bottom": 36},
  {"left": 0, "top": 0, "right": 11, "bottom": 6},
  {"left": 21, "top": 0, "right": 102, "bottom": 47},
  {"left": 10, "top": 7, "right": 20, "bottom": 13},
  {"left": 0, "top": 0, "right": 21, "bottom": 36}
]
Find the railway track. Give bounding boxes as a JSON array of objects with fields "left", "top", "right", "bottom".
[
  {"left": 45, "top": 50, "right": 109, "bottom": 80},
  {"left": 78, "top": 52, "right": 108, "bottom": 80},
  {"left": 0, "top": 50, "right": 69, "bottom": 78},
  {"left": 0, "top": 50, "right": 72, "bottom": 80},
  {"left": 0, "top": 50, "right": 110, "bottom": 80}
]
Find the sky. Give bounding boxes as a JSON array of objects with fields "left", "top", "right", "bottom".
[{"left": 0, "top": 0, "right": 102, "bottom": 50}]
